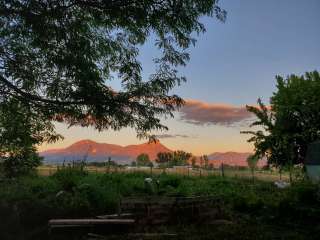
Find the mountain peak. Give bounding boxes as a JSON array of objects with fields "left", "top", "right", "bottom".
[{"left": 71, "top": 139, "right": 98, "bottom": 146}]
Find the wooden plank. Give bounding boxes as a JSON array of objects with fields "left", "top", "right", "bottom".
[
  {"left": 128, "top": 233, "right": 178, "bottom": 238},
  {"left": 49, "top": 218, "right": 135, "bottom": 226},
  {"left": 96, "top": 213, "right": 133, "bottom": 219},
  {"left": 121, "top": 196, "right": 218, "bottom": 206}
]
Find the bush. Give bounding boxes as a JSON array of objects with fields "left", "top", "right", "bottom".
[
  {"left": 0, "top": 172, "right": 319, "bottom": 239},
  {"left": 2, "top": 150, "right": 42, "bottom": 178},
  {"left": 52, "top": 164, "right": 88, "bottom": 192}
]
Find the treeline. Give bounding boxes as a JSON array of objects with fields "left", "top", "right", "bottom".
[{"left": 132, "top": 151, "right": 211, "bottom": 169}]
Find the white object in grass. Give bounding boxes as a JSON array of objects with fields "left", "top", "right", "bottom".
[
  {"left": 144, "top": 177, "right": 153, "bottom": 183},
  {"left": 274, "top": 180, "right": 290, "bottom": 189}
]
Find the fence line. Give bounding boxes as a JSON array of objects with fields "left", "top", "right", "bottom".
[{"left": 37, "top": 165, "right": 290, "bottom": 181}]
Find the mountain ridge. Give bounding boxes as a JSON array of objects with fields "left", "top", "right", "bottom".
[
  {"left": 40, "top": 139, "right": 172, "bottom": 164},
  {"left": 40, "top": 139, "right": 265, "bottom": 166}
]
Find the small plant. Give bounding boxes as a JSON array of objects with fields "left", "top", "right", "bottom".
[
  {"left": 247, "top": 154, "right": 259, "bottom": 182},
  {"left": 52, "top": 162, "right": 88, "bottom": 192}
]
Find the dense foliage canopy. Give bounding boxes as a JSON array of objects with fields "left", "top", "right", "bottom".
[
  {"left": 0, "top": 0, "right": 226, "bottom": 138},
  {"left": 136, "top": 153, "right": 152, "bottom": 167},
  {"left": 0, "top": 98, "right": 62, "bottom": 176},
  {"left": 243, "top": 71, "right": 320, "bottom": 168},
  {"left": 0, "top": 0, "right": 225, "bottom": 176},
  {"left": 156, "top": 150, "right": 192, "bottom": 167}
]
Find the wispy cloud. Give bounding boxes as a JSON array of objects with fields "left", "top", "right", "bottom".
[
  {"left": 155, "top": 134, "right": 193, "bottom": 139},
  {"left": 179, "top": 99, "right": 253, "bottom": 126}
]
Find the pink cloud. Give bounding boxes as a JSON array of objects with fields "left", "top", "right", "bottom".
[{"left": 179, "top": 99, "right": 253, "bottom": 126}]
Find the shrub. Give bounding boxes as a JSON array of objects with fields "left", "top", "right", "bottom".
[
  {"left": 2, "top": 150, "right": 42, "bottom": 178},
  {"left": 52, "top": 164, "right": 88, "bottom": 192}
]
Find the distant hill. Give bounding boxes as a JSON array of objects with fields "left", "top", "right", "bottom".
[
  {"left": 207, "top": 152, "right": 266, "bottom": 167},
  {"left": 40, "top": 139, "right": 172, "bottom": 164},
  {"left": 40, "top": 139, "right": 266, "bottom": 166}
]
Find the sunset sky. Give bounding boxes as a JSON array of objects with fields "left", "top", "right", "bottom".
[{"left": 39, "top": 0, "right": 320, "bottom": 155}]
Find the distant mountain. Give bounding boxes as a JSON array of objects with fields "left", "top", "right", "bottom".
[
  {"left": 40, "top": 139, "right": 266, "bottom": 166},
  {"left": 40, "top": 139, "right": 172, "bottom": 164},
  {"left": 208, "top": 152, "right": 266, "bottom": 167}
]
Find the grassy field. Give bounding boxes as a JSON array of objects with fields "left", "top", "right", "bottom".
[
  {"left": 1, "top": 167, "right": 318, "bottom": 240},
  {"left": 37, "top": 165, "right": 290, "bottom": 182}
]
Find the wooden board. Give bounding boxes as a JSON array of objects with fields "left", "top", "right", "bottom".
[
  {"left": 96, "top": 213, "right": 133, "bottom": 219},
  {"left": 49, "top": 218, "right": 135, "bottom": 227}
]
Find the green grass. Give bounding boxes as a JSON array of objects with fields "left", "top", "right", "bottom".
[
  {"left": 37, "top": 165, "right": 291, "bottom": 182},
  {"left": 0, "top": 167, "right": 319, "bottom": 240}
]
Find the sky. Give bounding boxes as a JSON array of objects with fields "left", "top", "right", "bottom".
[{"left": 39, "top": 0, "right": 320, "bottom": 155}]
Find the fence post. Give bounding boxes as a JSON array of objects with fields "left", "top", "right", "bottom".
[{"left": 221, "top": 163, "right": 225, "bottom": 178}]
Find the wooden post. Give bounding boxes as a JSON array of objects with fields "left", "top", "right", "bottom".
[
  {"left": 117, "top": 179, "right": 121, "bottom": 216},
  {"left": 107, "top": 157, "right": 111, "bottom": 174},
  {"left": 221, "top": 163, "right": 225, "bottom": 178},
  {"left": 279, "top": 167, "right": 282, "bottom": 180}
]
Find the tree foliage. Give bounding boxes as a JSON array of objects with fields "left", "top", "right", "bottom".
[
  {"left": 136, "top": 153, "right": 151, "bottom": 167},
  {"left": 171, "top": 150, "right": 192, "bottom": 166},
  {"left": 0, "top": 98, "right": 62, "bottom": 177},
  {"left": 156, "top": 152, "right": 172, "bottom": 167},
  {"left": 156, "top": 150, "right": 192, "bottom": 167},
  {"left": 242, "top": 71, "right": 320, "bottom": 168},
  {"left": 191, "top": 156, "right": 197, "bottom": 168},
  {"left": 247, "top": 154, "right": 259, "bottom": 179},
  {"left": 0, "top": 0, "right": 226, "bottom": 138},
  {"left": 201, "top": 155, "right": 209, "bottom": 169}
]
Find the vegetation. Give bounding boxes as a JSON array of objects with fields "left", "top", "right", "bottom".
[
  {"left": 247, "top": 154, "right": 259, "bottom": 181},
  {"left": 191, "top": 156, "right": 197, "bottom": 168},
  {"left": 0, "top": 98, "right": 62, "bottom": 177},
  {"left": 156, "top": 151, "right": 192, "bottom": 168},
  {"left": 171, "top": 151, "right": 192, "bottom": 166},
  {"left": 0, "top": 0, "right": 225, "bottom": 138},
  {"left": 0, "top": 0, "right": 226, "bottom": 177},
  {"left": 136, "top": 153, "right": 152, "bottom": 167},
  {"left": 0, "top": 168, "right": 319, "bottom": 239},
  {"left": 86, "top": 161, "right": 117, "bottom": 167},
  {"left": 0, "top": 1, "right": 319, "bottom": 239},
  {"left": 156, "top": 152, "right": 172, "bottom": 168},
  {"left": 203, "top": 155, "right": 209, "bottom": 169},
  {"left": 243, "top": 71, "right": 320, "bottom": 170}
]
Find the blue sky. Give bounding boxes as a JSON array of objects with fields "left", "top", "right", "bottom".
[
  {"left": 173, "top": 0, "right": 320, "bottom": 104},
  {"left": 40, "top": 0, "right": 320, "bottom": 154}
]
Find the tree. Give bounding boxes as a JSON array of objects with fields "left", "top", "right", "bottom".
[
  {"left": 199, "top": 156, "right": 204, "bottom": 168},
  {"left": 191, "top": 157, "right": 197, "bottom": 168},
  {"left": 156, "top": 152, "right": 172, "bottom": 170},
  {"left": 171, "top": 150, "right": 192, "bottom": 166},
  {"left": 148, "top": 161, "right": 154, "bottom": 175},
  {"left": 247, "top": 154, "right": 259, "bottom": 181},
  {"left": 0, "top": 98, "right": 62, "bottom": 177},
  {"left": 242, "top": 71, "right": 320, "bottom": 170},
  {"left": 148, "top": 161, "right": 154, "bottom": 168},
  {"left": 203, "top": 155, "right": 209, "bottom": 169},
  {"left": 136, "top": 153, "right": 151, "bottom": 167},
  {"left": 0, "top": 1, "right": 226, "bottom": 139}
]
